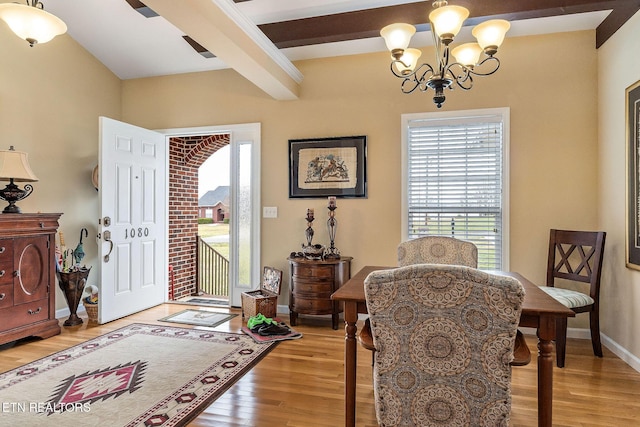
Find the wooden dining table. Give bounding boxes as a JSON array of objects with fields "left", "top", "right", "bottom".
[{"left": 330, "top": 266, "right": 575, "bottom": 427}]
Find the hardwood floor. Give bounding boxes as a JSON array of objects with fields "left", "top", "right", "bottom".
[{"left": 1, "top": 303, "right": 640, "bottom": 426}]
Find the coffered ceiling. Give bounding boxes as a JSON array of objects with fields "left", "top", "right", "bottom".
[{"left": 39, "top": 0, "right": 639, "bottom": 99}]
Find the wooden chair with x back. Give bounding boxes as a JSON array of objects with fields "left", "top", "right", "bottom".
[{"left": 540, "top": 229, "right": 606, "bottom": 368}]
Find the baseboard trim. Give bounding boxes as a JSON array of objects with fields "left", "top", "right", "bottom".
[
  {"left": 56, "top": 306, "right": 85, "bottom": 320},
  {"left": 519, "top": 326, "right": 640, "bottom": 373}
]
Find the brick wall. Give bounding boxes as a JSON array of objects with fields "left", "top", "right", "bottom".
[{"left": 168, "top": 133, "right": 230, "bottom": 299}]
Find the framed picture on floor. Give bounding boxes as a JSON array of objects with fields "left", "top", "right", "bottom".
[
  {"left": 626, "top": 80, "right": 640, "bottom": 269},
  {"left": 288, "top": 135, "right": 367, "bottom": 198}
]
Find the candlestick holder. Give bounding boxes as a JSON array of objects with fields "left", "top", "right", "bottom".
[
  {"left": 302, "top": 210, "right": 325, "bottom": 259},
  {"left": 325, "top": 205, "right": 340, "bottom": 259}
]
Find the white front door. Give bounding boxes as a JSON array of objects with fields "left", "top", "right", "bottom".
[{"left": 98, "top": 117, "right": 167, "bottom": 323}]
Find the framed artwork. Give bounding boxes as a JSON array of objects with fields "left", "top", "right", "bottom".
[
  {"left": 627, "top": 80, "right": 640, "bottom": 269},
  {"left": 289, "top": 135, "right": 367, "bottom": 198}
]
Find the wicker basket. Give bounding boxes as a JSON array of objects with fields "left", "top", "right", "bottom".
[
  {"left": 241, "top": 290, "right": 278, "bottom": 318},
  {"left": 83, "top": 302, "right": 98, "bottom": 323}
]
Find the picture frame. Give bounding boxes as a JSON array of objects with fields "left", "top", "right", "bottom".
[
  {"left": 626, "top": 80, "right": 640, "bottom": 269},
  {"left": 289, "top": 136, "right": 367, "bottom": 198}
]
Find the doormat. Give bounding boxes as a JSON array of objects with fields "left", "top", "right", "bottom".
[
  {"left": 186, "top": 298, "right": 227, "bottom": 306},
  {"left": 0, "top": 323, "right": 276, "bottom": 426},
  {"left": 171, "top": 297, "right": 228, "bottom": 306},
  {"left": 158, "top": 309, "right": 237, "bottom": 327}
]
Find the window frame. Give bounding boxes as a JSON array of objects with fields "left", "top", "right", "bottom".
[{"left": 400, "top": 108, "right": 510, "bottom": 270}]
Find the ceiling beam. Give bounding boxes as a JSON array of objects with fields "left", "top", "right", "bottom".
[
  {"left": 259, "top": 0, "right": 632, "bottom": 49},
  {"left": 596, "top": 1, "right": 640, "bottom": 47},
  {"left": 143, "top": 0, "right": 302, "bottom": 100}
]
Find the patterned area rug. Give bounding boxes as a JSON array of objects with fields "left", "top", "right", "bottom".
[
  {"left": 159, "top": 309, "right": 236, "bottom": 327},
  {"left": 0, "top": 323, "right": 276, "bottom": 426}
]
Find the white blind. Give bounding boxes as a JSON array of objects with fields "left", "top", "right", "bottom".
[{"left": 406, "top": 114, "right": 504, "bottom": 269}]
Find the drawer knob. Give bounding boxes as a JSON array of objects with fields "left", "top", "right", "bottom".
[
  {"left": 0, "top": 270, "right": 4, "bottom": 277},
  {"left": 28, "top": 307, "right": 42, "bottom": 315},
  {"left": 0, "top": 293, "right": 4, "bottom": 300},
  {"left": 0, "top": 247, "right": 4, "bottom": 254}
]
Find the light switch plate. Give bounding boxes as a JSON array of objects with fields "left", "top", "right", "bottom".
[{"left": 263, "top": 206, "right": 278, "bottom": 218}]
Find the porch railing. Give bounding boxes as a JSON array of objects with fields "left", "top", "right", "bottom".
[{"left": 196, "top": 236, "right": 229, "bottom": 297}]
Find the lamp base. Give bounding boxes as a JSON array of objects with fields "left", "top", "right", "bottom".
[
  {"left": 2, "top": 202, "right": 21, "bottom": 214},
  {"left": 0, "top": 180, "right": 33, "bottom": 214}
]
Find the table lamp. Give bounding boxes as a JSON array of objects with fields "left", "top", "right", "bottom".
[{"left": 0, "top": 146, "right": 39, "bottom": 213}]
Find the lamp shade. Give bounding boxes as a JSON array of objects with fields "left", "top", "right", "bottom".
[
  {"left": 0, "top": 2, "right": 67, "bottom": 46},
  {"left": 472, "top": 19, "right": 510, "bottom": 50},
  {"left": 0, "top": 147, "right": 38, "bottom": 182},
  {"left": 451, "top": 43, "right": 482, "bottom": 67},
  {"left": 394, "top": 48, "right": 422, "bottom": 75},
  {"left": 429, "top": 5, "right": 469, "bottom": 39},
  {"left": 380, "top": 23, "right": 416, "bottom": 52}
]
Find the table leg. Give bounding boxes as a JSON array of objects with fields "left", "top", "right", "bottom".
[
  {"left": 343, "top": 302, "right": 358, "bottom": 427},
  {"left": 537, "top": 315, "right": 555, "bottom": 427}
]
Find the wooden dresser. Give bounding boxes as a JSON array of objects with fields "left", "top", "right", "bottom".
[
  {"left": 0, "top": 213, "right": 62, "bottom": 345},
  {"left": 287, "top": 256, "right": 352, "bottom": 329}
]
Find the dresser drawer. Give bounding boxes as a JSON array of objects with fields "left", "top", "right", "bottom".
[
  {"left": 0, "top": 240, "right": 13, "bottom": 286},
  {"left": 0, "top": 284, "right": 12, "bottom": 309},
  {"left": 0, "top": 299, "right": 49, "bottom": 332},
  {"left": 0, "top": 239, "right": 12, "bottom": 259},
  {"left": 292, "top": 264, "right": 334, "bottom": 279},
  {"left": 0, "top": 265, "right": 11, "bottom": 286},
  {"left": 292, "top": 279, "right": 334, "bottom": 296},
  {"left": 291, "top": 297, "right": 335, "bottom": 315}
]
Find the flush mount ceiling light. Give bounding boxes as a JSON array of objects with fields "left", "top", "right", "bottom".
[
  {"left": 380, "top": 0, "right": 510, "bottom": 108},
  {"left": 0, "top": 0, "right": 67, "bottom": 47}
]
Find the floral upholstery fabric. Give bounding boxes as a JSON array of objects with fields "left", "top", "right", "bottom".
[
  {"left": 364, "top": 264, "right": 525, "bottom": 427},
  {"left": 397, "top": 236, "right": 478, "bottom": 268}
]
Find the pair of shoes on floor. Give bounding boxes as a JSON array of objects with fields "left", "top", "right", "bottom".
[{"left": 251, "top": 322, "right": 291, "bottom": 336}]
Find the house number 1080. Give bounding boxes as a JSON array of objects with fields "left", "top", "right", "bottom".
[{"left": 125, "top": 227, "right": 149, "bottom": 239}]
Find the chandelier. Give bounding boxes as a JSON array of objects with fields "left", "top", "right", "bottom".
[
  {"left": 0, "top": 0, "right": 67, "bottom": 47},
  {"left": 380, "top": 0, "right": 510, "bottom": 108}
]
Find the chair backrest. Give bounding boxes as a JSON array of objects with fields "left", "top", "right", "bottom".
[
  {"left": 397, "top": 235, "right": 478, "bottom": 268},
  {"left": 547, "top": 229, "right": 606, "bottom": 300},
  {"left": 364, "top": 264, "right": 524, "bottom": 427}
]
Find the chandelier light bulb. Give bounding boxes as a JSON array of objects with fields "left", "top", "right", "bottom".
[
  {"left": 472, "top": 19, "right": 510, "bottom": 55},
  {"left": 429, "top": 5, "right": 469, "bottom": 43},
  {"left": 451, "top": 43, "right": 482, "bottom": 67},
  {"left": 394, "top": 48, "right": 422, "bottom": 75},
  {"left": 380, "top": 23, "right": 416, "bottom": 56}
]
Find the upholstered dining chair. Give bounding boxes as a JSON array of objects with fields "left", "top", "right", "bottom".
[
  {"left": 540, "top": 229, "right": 606, "bottom": 368},
  {"left": 359, "top": 235, "right": 531, "bottom": 366},
  {"left": 364, "top": 264, "right": 525, "bottom": 426},
  {"left": 359, "top": 236, "right": 479, "bottom": 358},
  {"left": 396, "top": 235, "right": 478, "bottom": 267}
]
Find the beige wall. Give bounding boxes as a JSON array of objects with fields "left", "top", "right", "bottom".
[
  {"left": 598, "top": 10, "right": 640, "bottom": 360},
  {"left": 122, "top": 31, "right": 599, "bottom": 319},
  {"left": 0, "top": 24, "right": 121, "bottom": 310}
]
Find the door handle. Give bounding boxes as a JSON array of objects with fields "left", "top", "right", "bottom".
[{"left": 103, "top": 230, "right": 114, "bottom": 262}]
